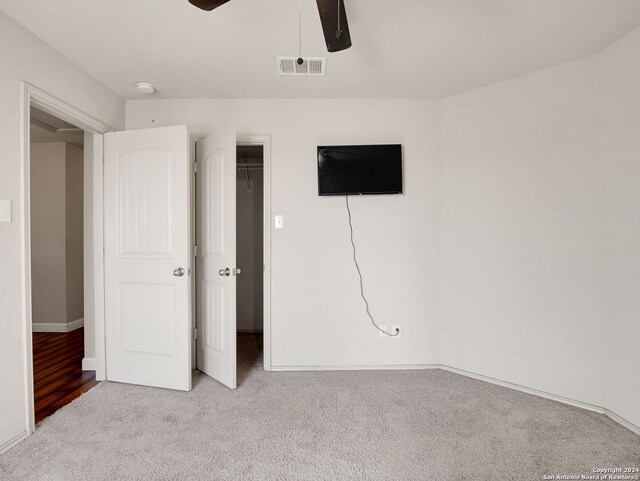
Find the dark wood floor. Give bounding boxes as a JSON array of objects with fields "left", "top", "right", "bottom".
[{"left": 33, "top": 327, "right": 99, "bottom": 424}]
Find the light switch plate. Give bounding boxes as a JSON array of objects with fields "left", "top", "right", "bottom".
[
  {"left": 0, "top": 199, "right": 11, "bottom": 222},
  {"left": 275, "top": 215, "right": 284, "bottom": 230}
]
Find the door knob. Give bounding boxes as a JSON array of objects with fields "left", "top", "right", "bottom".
[
  {"left": 173, "top": 267, "right": 185, "bottom": 277},
  {"left": 219, "top": 267, "right": 231, "bottom": 277},
  {"left": 233, "top": 268, "right": 242, "bottom": 276}
]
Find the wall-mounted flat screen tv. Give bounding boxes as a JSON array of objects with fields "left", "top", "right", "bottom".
[{"left": 317, "top": 144, "right": 403, "bottom": 196}]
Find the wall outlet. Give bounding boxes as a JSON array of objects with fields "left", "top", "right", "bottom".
[
  {"left": 378, "top": 325, "right": 388, "bottom": 339},
  {"left": 392, "top": 325, "right": 402, "bottom": 339}
]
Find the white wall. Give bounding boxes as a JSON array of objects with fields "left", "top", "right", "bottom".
[
  {"left": 236, "top": 165, "right": 264, "bottom": 332},
  {"left": 0, "top": 10, "right": 124, "bottom": 451},
  {"left": 30, "top": 142, "right": 84, "bottom": 328},
  {"left": 441, "top": 27, "right": 640, "bottom": 428},
  {"left": 127, "top": 99, "right": 442, "bottom": 368},
  {"left": 5, "top": 4, "right": 638, "bottom": 454},
  {"left": 83, "top": 132, "right": 95, "bottom": 361},
  {"left": 30, "top": 142, "right": 67, "bottom": 325},
  {"left": 65, "top": 143, "right": 84, "bottom": 323}
]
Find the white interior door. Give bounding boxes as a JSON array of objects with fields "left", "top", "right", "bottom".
[
  {"left": 104, "top": 125, "right": 192, "bottom": 391},
  {"left": 196, "top": 130, "right": 237, "bottom": 389}
]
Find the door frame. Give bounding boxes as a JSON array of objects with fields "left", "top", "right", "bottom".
[
  {"left": 20, "top": 82, "right": 113, "bottom": 434},
  {"left": 236, "top": 135, "right": 272, "bottom": 370}
]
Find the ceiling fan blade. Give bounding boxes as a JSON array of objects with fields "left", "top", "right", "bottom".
[
  {"left": 188, "top": 0, "right": 232, "bottom": 11},
  {"left": 316, "top": 0, "right": 352, "bottom": 52}
]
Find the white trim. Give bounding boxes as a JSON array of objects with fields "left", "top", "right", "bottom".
[
  {"left": 0, "top": 431, "right": 29, "bottom": 455},
  {"left": 271, "top": 363, "right": 640, "bottom": 435},
  {"left": 20, "top": 82, "right": 35, "bottom": 436},
  {"left": 32, "top": 318, "right": 84, "bottom": 332},
  {"left": 438, "top": 365, "right": 640, "bottom": 436},
  {"left": 190, "top": 136, "right": 198, "bottom": 370},
  {"left": 604, "top": 408, "right": 640, "bottom": 436},
  {"left": 28, "top": 84, "right": 113, "bottom": 134},
  {"left": 21, "top": 82, "right": 113, "bottom": 436},
  {"left": 271, "top": 364, "right": 441, "bottom": 372},
  {"left": 82, "top": 357, "right": 97, "bottom": 371},
  {"left": 439, "top": 365, "right": 606, "bottom": 413},
  {"left": 92, "top": 133, "right": 106, "bottom": 381},
  {"left": 236, "top": 134, "right": 272, "bottom": 371}
]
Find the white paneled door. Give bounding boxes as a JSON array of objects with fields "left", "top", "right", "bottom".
[
  {"left": 104, "top": 126, "right": 192, "bottom": 391},
  {"left": 196, "top": 131, "right": 237, "bottom": 389}
]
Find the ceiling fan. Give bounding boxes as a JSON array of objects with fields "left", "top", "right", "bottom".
[{"left": 187, "top": 0, "right": 352, "bottom": 52}]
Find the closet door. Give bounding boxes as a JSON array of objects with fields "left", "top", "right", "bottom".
[{"left": 196, "top": 130, "right": 237, "bottom": 389}]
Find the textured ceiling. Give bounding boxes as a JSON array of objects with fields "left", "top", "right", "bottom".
[{"left": 2, "top": 0, "right": 640, "bottom": 99}]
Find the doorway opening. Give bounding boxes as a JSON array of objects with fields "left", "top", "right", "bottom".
[
  {"left": 194, "top": 133, "right": 271, "bottom": 389},
  {"left": 236, "top": 144, "right": 264, "bottom": 384},
  {"left": 21, "top": 83, "right": 112, "bottom": 436},
  {"left": 29, "top": 106, "right": 97, "bottom": 423}
]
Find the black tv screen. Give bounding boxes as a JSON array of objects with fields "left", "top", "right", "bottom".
[{"left": 317, "top": 144, "right": 403, "bottom": 196}]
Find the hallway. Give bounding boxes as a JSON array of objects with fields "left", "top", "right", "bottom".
[{"left": 33, "top": 328, "right": 98, "bottom": 423}]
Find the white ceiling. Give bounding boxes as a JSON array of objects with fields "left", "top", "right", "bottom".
[{"left": 2, "top": 0, "right": 640, "bottom": 99}]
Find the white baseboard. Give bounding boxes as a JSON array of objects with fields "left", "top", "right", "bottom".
[
  {"left": 3, "top": 362, "right": 636, "bottom": 455},
  {"left": 0, "top": 430, "right": 28, "bottom": 454},
  {"left": 271, "top": 362, "right": 640, "bottom": 436},
  {"left": 67, "top": 318, "right": 84, "bottom": 331},
  {"left": 82, "top": 357, "right": 96, "bottom": 371},
  {"left": 438, "top": 364, "right": 640, "bottom": 436},
  {"left": 270, "top": 363, "right": 441, "bottom": 372},
  {"left": 439, "top": 365, "right": 605, "bottom": 413},
  {"left": 604, "top": 408, "right": 640, "bottom": 436},
  {"left": 32, "top": 318, "right": 84, "bottom": 333}
]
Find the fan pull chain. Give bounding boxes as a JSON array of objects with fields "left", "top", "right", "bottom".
[{"left": 336, "top": 0, "right": 343, "bottom": 38}]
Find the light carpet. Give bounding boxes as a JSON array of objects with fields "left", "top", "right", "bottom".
[{"left": 1, "top": 334, "right": 638, "bottom": 480}]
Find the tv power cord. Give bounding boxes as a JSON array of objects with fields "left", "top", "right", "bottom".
[{"left": 345, "top": 195, "right": 400, "bottom": 337}]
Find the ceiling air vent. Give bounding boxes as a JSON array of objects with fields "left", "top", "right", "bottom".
[{"left": 276, "top": 57, "right": 326, "bottom": 76}]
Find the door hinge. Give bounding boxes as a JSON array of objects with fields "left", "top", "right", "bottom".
[
  {"left": 193, "top": 161, "right": 198, "bottom": 173},
  {"left": 193, "top": 328, "right": 198, "bottom": 340},
  {"left": 193, "top": 245, "right": 198, "bottom": 257}
]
